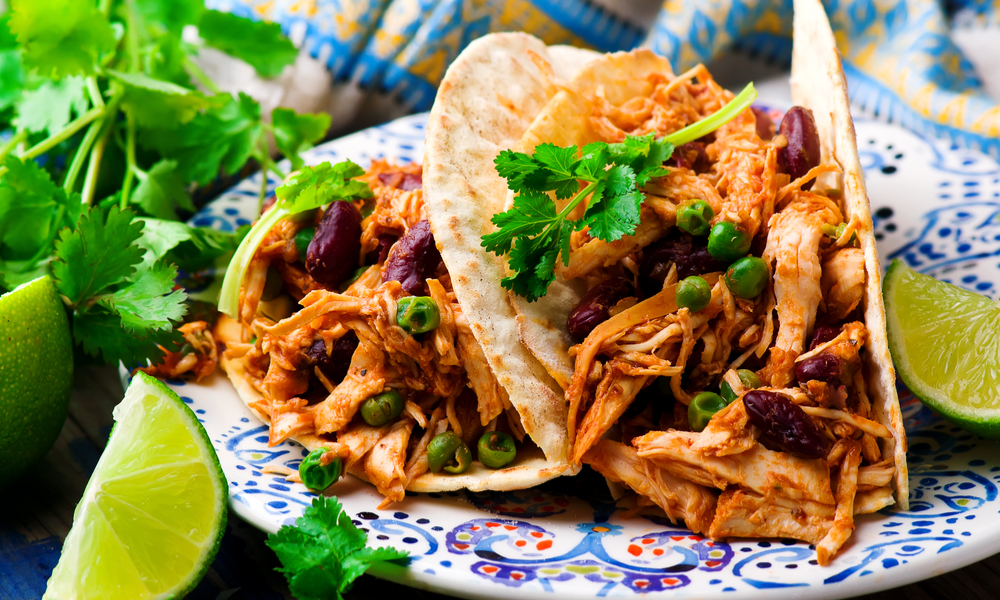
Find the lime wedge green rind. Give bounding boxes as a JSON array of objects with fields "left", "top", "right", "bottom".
[
  {"left": 43, "top": 372, "right": 227, "bottom": 600},
  {"left": 884, "top": 259, "right": 1000, "bottom": 439}
]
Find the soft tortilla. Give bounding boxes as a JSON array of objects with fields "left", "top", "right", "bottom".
[
  {"left": 221, "top": 353, "right": 576, "bottom": 492},
  {"left": 422, "top": 33, "right": 600, "bottom": 464},
  {"left": 427, "top": 27, "right": 908, "bottom": 506},
  {"left": 791, "top": 0, "right": 908, "bottom": 508}
]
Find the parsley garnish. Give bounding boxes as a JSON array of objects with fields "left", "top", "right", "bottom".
[
  {"left": 482, "top": 83, "right": 757, "bottom": 301},
  {"left": 267, "top": 496, "right": 409, "bottom": 600}
]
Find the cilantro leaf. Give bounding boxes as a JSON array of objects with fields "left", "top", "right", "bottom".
[
  {"left": 13, "top": 76, "right": 89, "bottom": 136},
  {"left": 9, "top": 0, "right": 115, "bottom": 78},
  {"left": 134, "top": 217, "right": 193, "bottom": 271},
  {"left": 143, "top": 92, "right": 263, "bottom": 185},
  {"left": 493, "top": 149, "right": 538, "bottom": 194},
  {"left": 132, "top": 159, "right": 196, "bottom": 220},
  {"left": 52, "top": 205, "right": 145, "bottom": 307},
  {"left": 482, "top": 190, "right": 556, "bottom": 255},
  {"left": 72, "top": 306, "right": 180, "bottom": 366},
  {"left": 275, "top": 160, "right": 372, "bottom": 212},
  {"left": 106, "top": 262, "right": 187, "bottom": 332},
  {"left": 197, "top": 10, "right": 297, "bottom": 78},
  {"left": 0, "top": 156, "right": 80, "bottom": 262},
  {"left": 272, "top": 108, "right": 331, "bottom": 170},
  {"left": 110, "top": 70, "right": 211, "bottom": 128},
  {"left": 584, "top": 176, "right": 643, "bottom": 243},
  {"left": 500, "top": 221, "right": 570, "bottom": 302},
  {"left": 525, "top": 143, "right": 580, "bottom": 199},
  {"left": 266, "top": 496, "right": 408, "bottom": 600}
]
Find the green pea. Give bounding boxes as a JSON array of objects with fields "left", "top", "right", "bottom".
[
  {"left": 737, "top": 369, "right": 761, "bottom": 389},
  {"left": 338, "top": 266, "right": 370, "bottom": 292},
  {"left": 427, "top": 432, "right": 471, "bottom": 474},
  {"left": 477, "top": 431, "right": 517, "bottom": 469},
  {"left": 688, "top": 392, "right": 728, "bottom": 432},
  {"left": 298, "top": 447, "right": 343, "bottom": 491},
  {"left": 396, "top": 296, "right": 441, "bottom": 334},
  {"left": 295, "top": 227, "right": 316, "bottom": 263},
  {"left": 261, "top": 264, "right": 284, "bottom": 301},
  {"left": 724, "top": 256, "right": 768, "bottom": 299},
  {"left": 707, "top": 222, "right": 752, "bottom": 262},
  {"left": 676, "top": 199, "right": 714, "bottom": 236},
  {"left": 720, "top": 381, "right": 737, "bottom": 403},
  {"left": 360, "top": 390, "right": 404, "bottom": 427},
  {"left": 675, "top": 276, "right": 711, "bottom": 312}
]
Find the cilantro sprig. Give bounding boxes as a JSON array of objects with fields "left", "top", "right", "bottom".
[
  {"left": 218, "top": 160, "right": 373, "bottom": 319},
  {"left": 267, "top": 496, "right": 408, "bottom": 600},
  {"left": 482, "top": 83, "right": 757, "bottom": 301}
]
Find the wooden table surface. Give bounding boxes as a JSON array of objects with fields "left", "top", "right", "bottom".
[{"left": 3, "top": 365, "right": 999, "bottom": 600}]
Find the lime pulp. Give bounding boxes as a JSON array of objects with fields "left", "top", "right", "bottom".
[
  {"left": 43, "top": 372, "right": 227, "bottom": 599},
  {"left": 884, "top": 259, "right": 1000, "bottom": 439}
]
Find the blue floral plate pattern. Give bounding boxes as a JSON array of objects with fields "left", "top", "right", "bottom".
[{"left": 168, "top": 111, "right": 1000, "bottom": 599}]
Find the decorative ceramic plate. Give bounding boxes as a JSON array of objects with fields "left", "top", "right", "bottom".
[{"left": 166, "top": 111, "right": 1000, "bottom": 600}]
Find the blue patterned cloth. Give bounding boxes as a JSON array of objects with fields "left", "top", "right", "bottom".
[{"left": 207, "top": 0, "right": 1000, "bottom": 157}]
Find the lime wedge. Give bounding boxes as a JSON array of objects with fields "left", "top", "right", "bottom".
[
  {"left": 884, "top": 259, "right": 1000, "bottom": 438},
  {"left": 44, "top": 372, "right": 227, "bottom": 599}
]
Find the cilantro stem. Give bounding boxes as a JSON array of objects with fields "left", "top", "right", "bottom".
[
  {"left": 664, "top": 83, "right": 757, "bottom": 146},
  {"left": 18, "top": 107, "right": 106, "bottom": 161},
  {"left": 0, "top": 131, "right": 27, "bottom": 164},
  {"left": 82, "top": 129, "right": 110, "bottom": 206},
  {"left": 120, "top": 112, "right": 138, "bottom": 209},
  {"left": 86, "top": 77, "right": 105, "bottom": 109},
  {"left": 63, "top": 119, "right": 105, "bottom": 193},
  {"left": 183, "top": 56, "right": 222, "bottom": 94}
]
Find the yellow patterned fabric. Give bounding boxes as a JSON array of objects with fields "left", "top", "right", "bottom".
[{"left": 210, "top": 0, "right": 1000, "bottom": 155}]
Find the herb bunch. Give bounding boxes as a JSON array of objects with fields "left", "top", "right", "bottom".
[
  {"left": 481, "top": 83, "right": 758, "bottom": 301},
  {"left": 0, "top": 0, "right": 331, "bottom": 364},
  {"left": 267, "top": 496, "right": 409, "bottom": 600}
]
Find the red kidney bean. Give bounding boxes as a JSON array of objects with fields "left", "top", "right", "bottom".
[
  {"left": 306, "top": 201, "right": 363, "bottom": 288},
  {"left": 567, "top": 278, "right": 636, "bottom": 341},
  {"left": 777, "top": 106, "right": 821, "bottom": 190},
  {"left": 796, "top": 353, "right": 842, "bottom": 384},
  {"left": 383, "top": 220, "right": 441, "bottom": 295},
  {"left": 378, "top": 172, "right": 422, "bottom": 191},
  {"left": 306, "top": 331, "right": 359, "bottom": 384},
  {"left": 751, "top": 107, "right": 775, "bottom": 140},
  {"left": 365, "top": 233, "right": 398, "bottom": 265},
  {"left": 669, "top": 142, "right": 711, "bottom": 173},
  {"left": 809, "top": 325, "right": 842, "bottom": 350},
  {"left": 639, "top": 232, "right": 727, "bottom": 296},
  {"left": 744, "top": 390, "right": 828, "bottom": 458}
]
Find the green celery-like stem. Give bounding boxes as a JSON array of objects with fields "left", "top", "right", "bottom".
[
  {"left": 665, "top": 83, "right": 757, "bottom": 146},
  {"left": 218, "top": 205, "right": 291, "bottom": 318}
]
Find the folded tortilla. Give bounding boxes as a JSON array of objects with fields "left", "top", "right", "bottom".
[
  {"left": 421, "top": 0, "right": 909, "bottom": 546},
  {"left": 219, "top": 34, "right": 600, "bottom": 498}
]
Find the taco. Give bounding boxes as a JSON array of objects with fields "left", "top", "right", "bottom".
[
  {"left": 423, "top": 0, "right": 907, "bottom": 564},
  {"left": 213, "top": 34, "right": 599, "bottom": 508}
]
